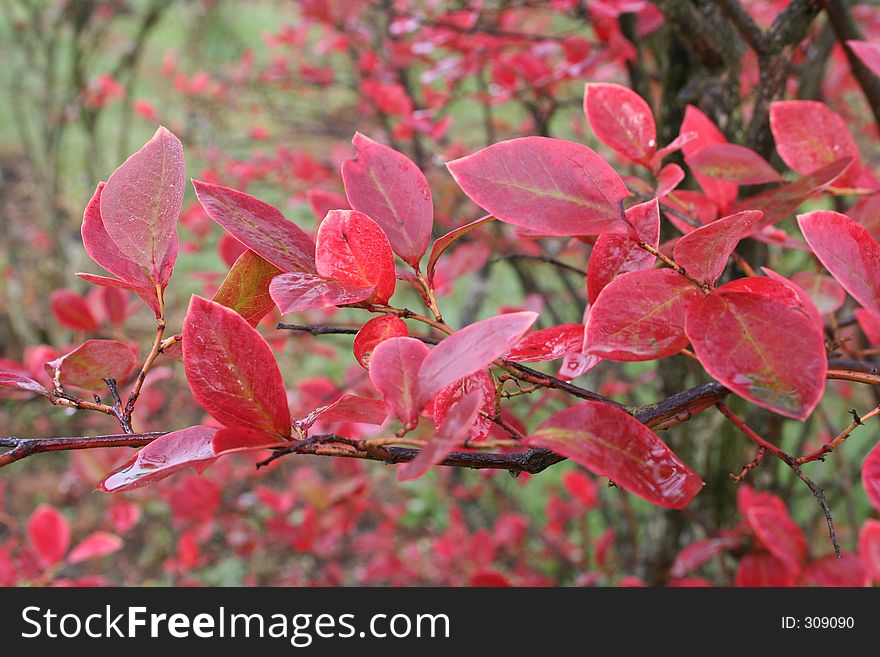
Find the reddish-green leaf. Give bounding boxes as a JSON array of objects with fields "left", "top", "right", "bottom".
[
  {"left": 183, "top": 296, "right": 291, "bottom": 436},
  {"left": 587, "top": 199, "right": 660, "bottom": 304},
  {"left": 864, "top": 441, "right": 880, "bottom": 513},
  {"left": 368, "top": 337, "right": 430, "bottom": 428},
  {"left": 353, "top": 315, "right": 408, "bottom": 368},
  {"left": 746, "top": 505, "right": 807, "bottom": 572},
  {"left": 27, "top": 505, "right": 70, "bottom": 568},
  {"left": 45, "top": 340, "right": 137, "bottom": 392},
  {"left": 585, "top": 269, "right": 702, "bottom": 361},
  {"left": 315, "top": 209, "right": 396, "bottom": 304},
  {"left": 525, "top": 401, "right": 703, "bottom": 509},
  {"left": 398, "top": 390, "right": 482, "bottom": 481},
  {"left": 687, "top": 144, "right": 783, "bottom": 185},
  {"left": 417, "top": 311, "right": 538, "bottom": 407},
  {"left": 446, "top": 137, "right": 629, "bottom": 236},
  {"left": 672, "top": 210, "right": 763, "bottom": 285},
  {"left": 797, "top": 211, "right": 880, "bottom": 318},
  {"left": 680, "top": 105, "right": 738, "bottom": 211},
  {"left": 685, "top": 282, "right": 826, "bottom": 419},
  {"left": 770, "top": 100, "right": 860, "bottom": 186},
  {"left": 193, "top": 180, "right": 316, "bottom": 273},
  {"left": 584, "top": 82, "right": 656, "bottom": 165},
  {"left": 49, "top": 289, "right": 99, "bottom": 332},
  {"left": 100, "top": 127, "right": 184, "bottom": 284},
  {"left": 342, "top": 132, "right": 433, "bottom": 267},
  {"left": 212, "top": 250, "right": 281, "bottom": 327},
  {"left": 505, "top": 324, "right": 585, "bottom": 362},
  {"left": 269, "top": 271, "right": 373, "bottom": 313},
  {"left": 427, "top": 214, "right": 494, "bottom": 283},
  {"left": 99, "top": 426, "right": 219, "bottom": 492}
]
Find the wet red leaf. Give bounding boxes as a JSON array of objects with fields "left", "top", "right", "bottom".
[
  {"left": 353, "top": 315, "right": 409, "bottom": 368},
  {"left": 584, "top": 82, "right": 656, "bottom": 166}
]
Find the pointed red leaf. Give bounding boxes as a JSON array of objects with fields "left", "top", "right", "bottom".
[
  {"left": 269, "top": 271, "right": 373, "bottom": 314},
  {"left": 417, "top": 311, "right": 538, "bottom": 407},
  {"left": 525, "top": 401, "right": 703, "bottom": 509},
  {"left": 746, "top": 505, "right": 807, "bottom": 572},
  {"left": 341, "top": 132, "right": 433, "bottom": 267},
  {"left": 49, "top": 289, "right": 99, "bottom": 332},
  {"left": 798, "top": 211, "right": 880, "bottom": 318},
  {"left": 67, "top": 532, "right": 123, "bottom": 564},
  {"left": 848, "top": 40, "right": 880, "bottom": 77},
  {"left": 45, "top": 340, "right": 137, "bottom": 391},
  {"left": 27, "top": 505, "right": 71, "bottom": 568},
  {"left": 315, "top": 209, "right": 396, "bottom": 304},
  {"left": 193, "top": 180, "right": 316, "bottom": 273},
  {"left": 584, "top": 82, "right": 656, "bottom": 165},
  {"left": 687, "top": 144, "right": 783, "bottom": 185},
  {"left": 100, "top": 127, "right": 184, "bottom": 284},
  {"left": 685, "top": 282, "right": 826, "bottom": 419},
  {"left": 212, "top": 250, "right": 281, "bottom": 327},
  {"left": 655, "top": 163, "right": 684, "bottom": 197},
  {"left": 398, "top": 390, "right": 482, "bottom": 481},
  {"left": 368, "top": 337, "right": 430, "bottom": 428},
  {"left": 183, "top": 296, "right": 291, "bottom": 436},
  {"left": 587, "top": 198, "right": 660, "bottom": 303},
  {"left": 585, "top": 269, "right": 702, "bottom": 361},
  {"left": 799, "top": 554, "right": 870, "bottom": 587},
  {"left": 735, "top": 553, "right": 797, "bottom": 587},
  {"left": 353, "top": 315, "right": 408, "bottom": 368},
  {"left": 859, "top": 519, "right": 880, "bottom": 583},
  {"left": 0, "top": 371, "right": 48, "bottom": 396},
  {"left": 98, "top": 426, "right": 219, "bottom": 492},
  {"left": 650, "top": 130, "right": 698, "bottom": 171},
  {"left": 427, "top": 214, "right": 494, "bottom": 283},
  {"left": 446, "top": 136, "right": 629, "bottom": 236},
  {"left": 430, "top": 370, "right": 495, "bottom": 442},
  {"left": 864, "top": 441, "right": 880, "bottom": 513},
  {"left": 770, "top": 100, "right": 860, "bottom": 186},
  {"left": 505, "top": 324, "right": 585, "bottom": 362},
  {"left": 672, "top": 210, "right": 763, "bottom": 285},
  {"left": 680, "top": 105, "right": 738, "bottom": 210}
]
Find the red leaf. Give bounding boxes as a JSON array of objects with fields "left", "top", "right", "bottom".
[
  {"left": 368, "top": 337, "right": 430, "bottom": 428},
  {"left": 341, "top": 132, "right": 433, "bottom": 267},
  {"left": 848, "top": 40, "right": 880, "bottom": 77},
  {"left": 731, "top": 158, "right": 851, "bottom": 231},
  {"left": 770, "top": 100, "right": 860, "bottom": 186},
  {"left": 761, "top": 268, "right": 824, "bottom": 332},
  {"left": 671, "top": 536, "right": 744, "bottom": 577},
  {"left": 680, "top": 105, "right": 738, "bottom": 211},
  {"left": 799, "top": 554, "right": 870, "bottom": 587},
  {"left": 67, "top": 532, "right": 123, "bottom": 564},
  {"left": 790, "top": 271, "right": 846, "bottom": 316},
  {"left": 0, "top": 371, "right": 48, "bottom": 396},
  {"left": 353, "top": 315, "right": 408, "bottom": 368},
  {"left": 655, "top": 163, "right": 684, "bottom": 197},
  {"left": 563, "top": 471, "right": 598, "bottom": 508},
  {"left": 446, "top": 136, "right": 629, "bottom": 236},
  {"left": 416, "top": 311, "right": 538, "bottom": 407},
  {"left": 735, "top": 553, "right": 797, "bottom": 587},
  {"left": 193, "top": 180, "right": 316, "bottom": 273},
  {"left": 859, "top": 519, "right": 880, "bottom": 583},
  {"left": 44, "top": 340, "right": 138, "bottom": 391},
  {"left": 746, "top": 505, "right": 807, "bottom": 572},
  {"left": 183, "top": 296, "right": 291, "bottom": 436},
  {"left": 687, "top": 144, "right": 783, "bottom": 185},
  {"left": 672, "top": 210, "right": 763, "bottom": 285},
  {"left": 27, "top": 505, "right": 71, "bottom": 568},
  {"left": 685, "top": 281, "right": 826, "bottom": 419},
  {"left": 855, "top": 308, "right": 880, "bottom": 345},
  {"left": 525, "top": 401, "right": 703, "bottom": 509},
  {"left": 505, "top": 324, "right": 585, "bottom": 362},
  {"left": 315, "top": 210, "right": 396, "bottom": 304},
  {"left": 49, "top": 289, "right": 99, "bottom": 332},
  {"left": 100, "top": 127, "right": 184, "bottom": 284},
  {"left": 585, "top": 269, "right": 702, "bottom": 361},
  {"left": 798, "top": 211, "right": 880, "bottom": 318},
  {"left": 306, "top": 188, "right": 350, "bottom": 223},
  {"left": 98, "top": 426, "right": 218, "bottom": 492},
  {"left": 298, "top": 394, "right": 389, "bottom": 428},
  {"left": 864, "top": 441, "right": 880, "bottom": 513},
  {"left": 75, "top": 273, "right": 159, "bottom": 318},
  {"left": 587, "top": 198, "right": 660, "bottom": 304},
  {"left": 100, "top": 286, "right": 128, "bottom": 327},
  {"left": 398, "top": 390, "right": 482, "bottom": 481},
  {"left": 269, "top": 271, "right": 373, "bottom": 313},
  {"left": 432, "top": 241, "right": 491, "bottom": 296},
  {"left": 430, "top": 370, "right": 495, "bottom": 442},
  {"left": 584, "top": 82, "right": 656, "bottom": 165},
  {"left": 212, "top": 250, "right": 281, "bottom": 326},
  {"left": 427, "top": 215, "right": 494, "bottom": 283}
]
